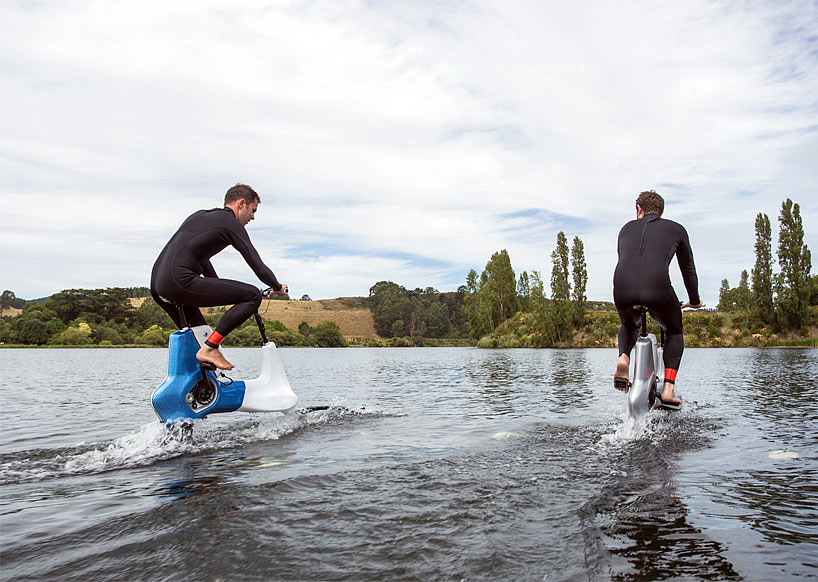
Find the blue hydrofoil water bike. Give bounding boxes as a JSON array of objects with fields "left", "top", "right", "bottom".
[
  {"left": 151, "top": 296, "right": 298, "bottom": 427},
  {"left": 625, "top": 305, "right": 682, "bottom": 419}
]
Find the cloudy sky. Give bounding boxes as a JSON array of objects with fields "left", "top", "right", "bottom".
[{"left": 2, "top": 0, "right": 816, "bottom": 304}]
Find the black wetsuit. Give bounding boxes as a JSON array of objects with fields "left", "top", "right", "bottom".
[
  {"left": 150, "top": 207, "right": 282, "bottom": 336},
  {"left": 613, "top": 213, "right": 700, "bottom": 372}
]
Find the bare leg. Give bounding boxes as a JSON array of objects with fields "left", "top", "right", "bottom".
[
  {"left": 196, "top": 345, "right": 234, "bottom": 370},
  {"left": 660, "top": 381, "right": 682, "bottom": 405}
]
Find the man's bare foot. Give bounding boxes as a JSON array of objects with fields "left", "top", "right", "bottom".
[
  {"left": 615, "top": 353, "right": 630, "bottom": 379},
  {"left": 614, "top": 353, "right": 631, "bottom": 392},
  {"left": 196, "top": 345, "right": 234, "bottom": 370},
  {"left": 660, "top": 382, "right": 682, "bottom": 405}
]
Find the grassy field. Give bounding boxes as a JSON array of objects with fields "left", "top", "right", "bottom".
[
  {"left": 207, "top": 298, "right": 376, "bottom": 338},
  {"left": 129, "top": 296, "right": 376, "bottom": 338}
]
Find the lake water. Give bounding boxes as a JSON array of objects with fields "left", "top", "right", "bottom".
[{"left": 1, "top": 346, "right": 816, "bottom": 581}]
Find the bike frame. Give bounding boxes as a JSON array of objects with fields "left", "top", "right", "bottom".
[
  {"left": 151, "top": 308, "right": 298, "bottom": 425},
  {"left": 626, "top": 306, "right": 674, "bottom": 418}
]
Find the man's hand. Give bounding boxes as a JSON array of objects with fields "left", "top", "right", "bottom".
[
  {"left": 262, "top": 285, "right": 288, "bottom": 298},
  {"left": 681, "top": 300, "right": 703, "bottom": 309}
]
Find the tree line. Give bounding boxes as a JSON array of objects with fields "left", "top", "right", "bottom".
[
  {"left": 367, "top": 281, "right": 469, "bottom": 341},
  {"left": 4, "top": 199, "right": 812, "bottom": 348},
  {"left": 0, "top": 288, "right": 343, "bottom": 347},
  {"left": 718, "top": 198, "right": 816, "bottom": 333},
  {"left": 465, "top": 232, "right": 588, "bottom": 347}
]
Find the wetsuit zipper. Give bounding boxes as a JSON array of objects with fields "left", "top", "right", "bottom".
[{"left": 638, "top": 214, "right": 660, "bottom": 255}]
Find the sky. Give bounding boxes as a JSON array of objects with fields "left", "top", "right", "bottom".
[{"left": 1, "top": 0, "right": 816, "bottom": 305}]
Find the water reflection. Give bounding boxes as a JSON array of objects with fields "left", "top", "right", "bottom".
[
  {"left": 154, "top": 474, "right": 226, "bottom": 501},
  {"left": 469, "top": 351, "right": 519, "bottom": 389},
  {"left": 152, "top": 456, "right": 235, "bottom": 501},
  {"left": 462, "top": 350, "right": 595, "bottom": 415},
  {"left": 714, "top": 465, "right": 818, "bottom": 546},
  {"left": 598, "top": 434, "right": 741, "bottom": 580},
  {"left": 745, "top": 349, "right": 815, "bottom": 426},
  {"left": 603, "top": 494, "right": 741, "bottom": 581},
  {"left": 548, "top": 351, "right": 590, "bottom": 413}
]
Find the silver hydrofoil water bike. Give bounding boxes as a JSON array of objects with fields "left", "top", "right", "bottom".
[{"left": 624, "top": 305, "right": 682, "bottom": 418}]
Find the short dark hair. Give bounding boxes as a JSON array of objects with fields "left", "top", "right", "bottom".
[
  {"left": 636, "top": 190, "right": 664, "bottom": 216},
  {"left": 224, "top": 184, "right": 260, "bottom": 205}
]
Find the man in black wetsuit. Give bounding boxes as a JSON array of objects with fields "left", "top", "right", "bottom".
[
  {"left": 151, "top": 184, "right": 287, "bottom": 370},
  {"left": 612, "top": 190, "right": 702, "bottom": 405}
]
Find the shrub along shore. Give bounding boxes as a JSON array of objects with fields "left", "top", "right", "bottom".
[
  {"left": 2, "top": 307, "right": 815, "bottom": 349},
  {"left": 476, "top": 308, "right": 818, "bottom": 349}
]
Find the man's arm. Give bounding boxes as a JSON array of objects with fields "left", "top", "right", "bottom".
[
  {"left": 228, "top": 223, "right": 282, "bottom": 292},
  {"left": 676, "top": 225, "right": 700, "bottom": 305}
]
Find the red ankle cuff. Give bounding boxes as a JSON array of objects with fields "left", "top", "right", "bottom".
[{"left": 206, "top": 331, "right": 224, "bottom": 347}]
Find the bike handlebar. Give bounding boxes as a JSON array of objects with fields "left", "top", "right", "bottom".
[{"left": 261, "top": 286, "right": 289, "bottom": 298}]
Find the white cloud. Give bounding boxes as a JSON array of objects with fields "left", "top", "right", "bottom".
[{"left": 1, "top": 0, "right": 816, "bottom": 305}]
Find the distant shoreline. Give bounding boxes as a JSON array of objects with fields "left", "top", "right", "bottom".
[{"left": 2, "top": 343, "right": 814, "bottom": 349}]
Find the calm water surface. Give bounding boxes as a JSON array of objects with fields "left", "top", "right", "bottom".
[{"left": 1, "top": 347, "right": 816, "bottom": 581}]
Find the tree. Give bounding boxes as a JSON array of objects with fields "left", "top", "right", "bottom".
[
  {"left": 425, "top": 302, "right": 450, "bottom": 338},
  {"left": 529, "top": 270, "right": 553, "bottom": 345},
  {"left": 391, "top": 319, "right": 406, "bottom": 337},
  {"left": 52, "top": 322, "right": 94, "bottom": 345},
  {"left": 138, "top": 325, "right": 168, "bottom": 346},
  {"left": 718, "top": 278, "right": 734, "bottom": 312},
  {"left": 810, "top": 274, "right": 818, "bottom": 306},
  {"left": 570, "top": 236, "right": 588, "bottom": 327},
  {"left": 751, "top": 212, "right": 774, "bottom": 319},
  {"left": 132, "top": 299, "right": 175, "bottom": 331},
  {"left": 445, "top": 287, "right": 469, "bottom": 337},
  {"left": 409, "top": 303, "right": 426, "bottom": 336},
  {"left": 775, "top": 198, "right": 812, "bottom": 330},
  {"left": 311, "top": 321, "right": 346, "bottom": 347},
  {"left": 9, "top": 304, "right": 65, "bottom": 344},
  {"left": 464, "top": 269, "right": 487, "bottom": 339},
  {"left": 736, "top": 270, "right": 751, "bottom": 311},
  {"left": 517, "top": 272, "right": 531, "bottom": 313},
  {"left": 93, "top": 324, "right": 125, "bottom": 345},
  {"left": 550, "top": 232, "right": 572, "bottom": 342},
  {"left": 369, "top": 281, "right": 413, "bottom": 337},
  {"left": 19, "top": 318, "right": 49, "bottom": 345},
  {"left": 45, "top": 288, "right": 133, "bottom": 324},
  {"left": 481, "top": 249, "right": 519, "bottom": 328},
  {"left": 464, "top": 251, "right": 520, "bottom": 340},
  {"left": 1, "top": 290, "right": 16, "bottom": 312}
]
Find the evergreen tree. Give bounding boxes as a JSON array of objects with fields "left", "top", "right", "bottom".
[
  {"left": 517, "top": 271, "right": 531, "bottom": 313},
  {"left": 529, "top": 270, "right": 553, "bottom": 345},
  {"left": 775, "top": 198, "right": 812, "bottom": 330},
  {"left": 751, "top": 212, "right": 774, "bottom": 320},
  {"left": 570, "top": 236, "right": 587, "bottom": 327},
  {"left": 736, "top": 270, "right": 751, "bottom": 311},
  {"left": 465, "top": 269, "right": 488, "bottom": 339},
  {"left": 718, "top": 278, "right": 733, "bottom": 312},
  {"left": 550, "top": 232, "right": 572, "bottom": 342}
]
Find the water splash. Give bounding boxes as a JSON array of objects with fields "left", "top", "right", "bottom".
[{"left": 1, "top": 405, "right": 383, "bottom": 485}]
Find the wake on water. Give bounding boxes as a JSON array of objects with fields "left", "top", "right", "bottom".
[
  {"left": 0, "top": 400, "right": 387, "bottom": 486},
  {"left": 1, "top": 389, "right": 708, "bottom": 488}
]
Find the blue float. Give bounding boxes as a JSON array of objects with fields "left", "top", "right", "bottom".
[{"left": 151, "top": 318, "right": 298, "bottom": 425}]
